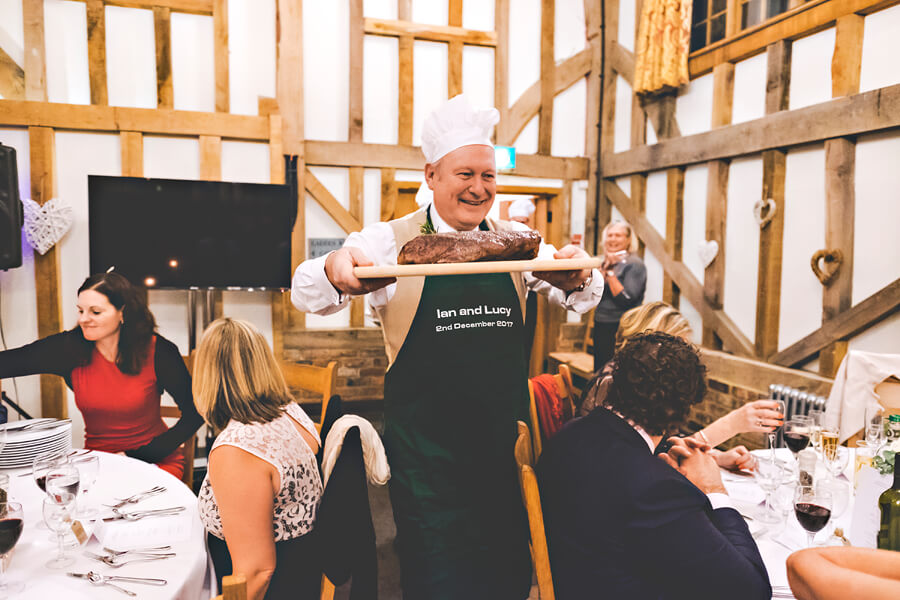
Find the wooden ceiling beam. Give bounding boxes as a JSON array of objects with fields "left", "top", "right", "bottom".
[
  {"left": 602, "top": 82, "right": 900, "bottom": 177},
  {"left": 68, "top": 0, "right": 214, "bottom": 16},
  {"left": 365, "top": 18, "right": 497, "bottom": 47}
]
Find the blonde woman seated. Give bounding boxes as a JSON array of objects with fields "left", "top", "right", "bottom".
[
  {"left": 579, "top": 302, "right": 782, "bottom": 470},
  {"left": 193, "top": 318, "right": 324, "bottom": 600}
]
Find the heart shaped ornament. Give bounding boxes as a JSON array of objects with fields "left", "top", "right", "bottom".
[
  {"left": 698, "top": 240, "right": 719, "bottom": 269},
  {"left": 22, "top": 197, "right": 74, "bottom": 255},
  {"left": 810, "top": 249, "right": 843, "bottom": 285},
  {"left": 753, "top": 198, "right": 777, "bottom": 228}
]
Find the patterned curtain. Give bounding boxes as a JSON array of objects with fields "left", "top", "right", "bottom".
[{"left": 633, "top": 0, "right": 693, "bottom": 96}]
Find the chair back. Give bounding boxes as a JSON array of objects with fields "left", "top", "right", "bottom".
[
  {"left": 528, "top": 364, "right": 577, "bottom": 460},
  {"left": 280, "top": 361, "right": 338, "bottom": 432},
  {"left": 160, "top": 405, "right": 196, "bottom": 488},
  {"left": 211, "top": 573, "right": 334, "bottom": 600},
  {"left": 582, "top": 309, "right": 595, "bottom": 354},
  {"left": 514, "top": 420, "right": 555, "bottom": 600}
]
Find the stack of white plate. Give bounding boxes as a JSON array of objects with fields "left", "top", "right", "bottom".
[{"left": 0, "top": 419, "right": 73, "bottom": 469}]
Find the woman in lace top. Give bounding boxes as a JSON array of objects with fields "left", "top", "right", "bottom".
[{"left": 193, "top": 318, "right": 324, "bottom": 600}]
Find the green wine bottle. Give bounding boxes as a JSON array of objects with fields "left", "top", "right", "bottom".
[{"left": 878, "top": 455, "right": 900, "bottom": 551}]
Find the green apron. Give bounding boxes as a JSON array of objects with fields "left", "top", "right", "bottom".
[{"left": 383, "top": 267, "right": 533, "bottom": 600}]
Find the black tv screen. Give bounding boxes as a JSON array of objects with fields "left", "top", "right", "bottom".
[{"left": 89, "top": 176, "right": 294, "bottom": 289}]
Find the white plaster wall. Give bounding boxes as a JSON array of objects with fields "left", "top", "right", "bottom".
[
  {"left": 680, "top": 296, "right": 703, "bottom": 345},
  {"left": 0, "top": 1, "right": 24, "bottom": 69},
  {"left": 645, "top": 170, "right": 667, "bottom": 239},
  {"left": 723, "top": 157, "right": 762, "bottom": 342},
  {"left": 171, "top": 13, "right": 215, "bottom": 113},
  {"left": 682, "top": 164, "right": 709, "bottom": 283},
  {"left": 412, "top": 0, "right": 447, "bottom": 26},
  {"left": 789, "top": 28, "right": 834, "bottom": 111},
  {"left": 778, "top": 144, "right": 825, "bottom": 351},
  {"left": 363, "top": 36, "right": 399, "bottom": 144},
  {"left": 507, "top": 0, "right": 541, "bottom": 107},
  {"left": 552, "top": 79, "right": 586, "bottom": 157},
  {"left": 675, "top": 72, "right": 713, "bottom": 136},
  {"left": 854, "top": 131, "right": 900, "bottom": 305},
  {"left": 514, "top": 116, "right": 539, "bottom": 154},
  {"left": 412, "top": 41, "right": 448, "bottom": 146},
  {"left": 462, "top": 1, "right": 493, "bottom": 31},
  {"left": 228, "top": 0, "right": 277, "bottom": 115},
  {"left": 732, "top": 51, "right": 766, "bottom": 124},
  {"left": 363, "top": 0, "right": 395, "bottom": 20},
  {"left": 555, "top": 0, "right": 586, "bottom": 61},
  {"left": 105, "top": 6, "right": 157, "bottom": 109},
  {"left": 643, "top": 252, "right": 664, "bottom": 303},
  {"left": 860, "top": 4, "right": 900, "bottom": 93},
  {"left": 45, "top": 0, "right": 89, "bottom": 105},
  {"left": 618, "top": 0, "right": 637, "bottom": 52},
  {"left": 613, "top": 75, "right": 632, "bottom": 153},
  {"left": 463, "top": 45, "right": 495, "bottom": 110},
  {"left": 303, "top": 0, "right": 349, "bottom": 141},
  {"left": 0, "top": 129, "right": 39, "bottom": 420}
]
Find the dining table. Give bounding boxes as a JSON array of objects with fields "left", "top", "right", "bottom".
[
  {"left": 722, "top": 448, "right": 861, "bottom": 600},
  {"left": 4, "top": 451, "right": 211, "bottom": 600}
]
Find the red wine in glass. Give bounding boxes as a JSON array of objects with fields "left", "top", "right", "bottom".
[
  {"left": 35, "top": 475, "right": 47, "bottom": 493},
  {"left": 795, "top": 503, "right": 831, "bottom": 532},
  {"left": 785, "top": 432, "right": 811, "bottom": 454},
  {"left": 0, "top": 519, "right": 23, "bottom": 555}
]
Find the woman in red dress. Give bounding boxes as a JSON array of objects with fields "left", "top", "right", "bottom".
[{"left": 0, "top": 272, "right": 202, "bottom": 480}]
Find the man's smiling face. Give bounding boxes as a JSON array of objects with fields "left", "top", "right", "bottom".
[{"left": 425, "top": 144, "right": 496, "bottom": 231}]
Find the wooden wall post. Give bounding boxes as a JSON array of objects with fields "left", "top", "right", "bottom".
[
  {"left": 662, "top": 167, "right": 684, "bottom": 307},
  {"left": 120, "top": 131, "right": 143, "bottom": 177},
  {"left": 398, "top": 0, "right": 414, "bottom": 145},
  {"left": 86, "top": 0, "right": 108, "bottom": 105},
  {"left": 23, "top": 0, "right": 47, "bottom": 101},
  {"left": 594, "top": 0, "right": 619, "bottom": 255},
  {"left": 755, "top": 40, "right": 791, "bottom": 359},
  {"left": 214, "top": 0, "right": 230, "bottom": 112},
  {"left": 495, "top": 0, "right": 510, "bottom": 144},
  {"left": 29, "top": 126, "right": 65, "bottom": 418},
  {"left": 276, "top": 0, "right": 305, "bottom": 329},
  {"left": 538, "top": 0, "right": 555, "bottom": 155},
  {"left": 820, "top": 14, "right": 863, "bottom": 375},
  {"left": 703, "top": 62, "right": 734, "bottom": 348},
  {"left": 448, "top": 0, "right": 463, "bottom": 98},
  {"left": 349, "top": 0, "right": 366, "bottom": 327},
  {"left": 583, "top": 0, "right": 603, "bottom": 255},
  {"left": 154, "top": 7, "right": 173, "bottom": 108}
]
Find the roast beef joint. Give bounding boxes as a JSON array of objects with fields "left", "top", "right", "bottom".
[{"left": 397, "top": 230, "right": 542, "bottom": 265}]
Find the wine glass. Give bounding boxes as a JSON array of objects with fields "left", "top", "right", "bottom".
[
  {"left": 0, "top": 502, "right": 24, "bottom": 597},
  {"left": 865, "top": 404, "right": 885, "bottom": 450},
  {"left": 794, "top": 485, "right": 833, "bottom": 547},
  {"left": 43, "top": 493, "right": 77, "bottom": 569},
  {"left": 808, "top": 409, "right": 824, "bottom": 453},
  {"left": 32, "top": 452, "right": 68, "bottom": 495},
  {"left": 823, "top": 441, "right": 849, "bottom": 482},
  {"left": 754, "top": 458, "right": 787, "bottom": 524},
  {"left": 767, "top": 399, "right": 786, "bottom": 462},
  {"left": 784, "top": 416, "right": 812, "bottom": 472},
  {"left": 818, "top": 478, "right": 850, "bottom": 545},
  {"left": 72, "top": 455, "right": 99, "bottom": 517},
  {"left": 44, "top": 462, "right": 80, "bottom": 501}
]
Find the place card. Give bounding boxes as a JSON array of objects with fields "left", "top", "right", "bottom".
[{"left": 848, "top": 465, "right": 892, "bottom": 548}]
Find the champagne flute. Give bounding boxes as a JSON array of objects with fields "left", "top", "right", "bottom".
[
  {"left": 794, "top": 485, "right": 833, "bottom": 547},
  {"left": 808, "top": 409, "right": 824, "bottom": 453},
  {"left": 43, "top": 493, "right": 77, "bottom": 569},
  {"left": 0, "top": 502, "right": 24, "bottom": 597},
  {"left": 754, "top": 458, "right": 787, "bottom": 524}
]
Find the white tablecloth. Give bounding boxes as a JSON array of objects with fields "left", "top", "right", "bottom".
[
  {"left": 723, "top": 448, "right": 857, "bottom": 600},
  {"left": 4, "top": 452, "right": 210, "bottom": 600}
]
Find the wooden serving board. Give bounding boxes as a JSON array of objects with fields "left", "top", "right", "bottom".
[{"left": 354, "top": 257, "right": 603, "bottom": 278}]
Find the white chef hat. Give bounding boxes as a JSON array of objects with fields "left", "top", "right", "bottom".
[
  {"left": 421, "top": 94, "right": 500, "bottom": 164},
  {"left": 508, "top": 198, "right": 536, "bottom": 219}
]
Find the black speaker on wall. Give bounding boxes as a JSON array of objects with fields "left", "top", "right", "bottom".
[{"left": 0, "top": 143, "right": 23, "bottom": 271}]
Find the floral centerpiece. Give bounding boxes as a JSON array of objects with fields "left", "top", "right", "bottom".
[{"left": 873, "top": 438, "right": 900, "bottom": 475}]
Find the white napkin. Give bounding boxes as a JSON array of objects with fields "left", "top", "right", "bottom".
[
  {"left": 825, "top": 350, "right": 900, "bottom": 443},
  {"left": 14, "top": 578, "right": 94, "bottom": 600},
  {"left": 94, "top": 511, "right": 193, "bottom": 550}
]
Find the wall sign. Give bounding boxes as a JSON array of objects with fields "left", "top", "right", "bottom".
[{"left": 309, "top": 238, "right": 346, "bottom": 259}]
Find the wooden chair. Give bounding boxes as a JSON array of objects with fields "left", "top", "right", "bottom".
[
  {"left": 514, "top": 421, "right": 555, "bottom": 600},
  {"left": 280, "top": 360, "right": 338, "bottom": 433},
  {"left": 160, "top": 404, "right": 196, "bottom": 489},
  {"left": 527, "top": 364, "right": 578, "bottom": 460},
  {"left": 210, "top": 573, "right": 334, "bottom": 600}
]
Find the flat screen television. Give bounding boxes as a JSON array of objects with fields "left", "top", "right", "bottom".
[{"left": 89, "top": 176, "right": 294, "bottom": 289}]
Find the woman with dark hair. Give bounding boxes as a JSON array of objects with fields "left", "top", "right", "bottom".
[
  {"left": 537, "top": 332, "right": 771, "bottom": 600},
  {"left": 0, "top": 272, "right": 202, "bottom": 479}
]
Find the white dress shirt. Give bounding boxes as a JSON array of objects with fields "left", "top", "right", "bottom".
[{"left": 291, "top": 203, "right": 603, "bottom": 316}]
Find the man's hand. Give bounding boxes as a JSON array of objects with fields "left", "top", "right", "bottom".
[
  {"left": 532, "top": 244, "right": 592, "bottom": 292},
  {"left": 711, "top": 445, "right": 757, "bottom": 472},
  {"left": 324, "top": 247, "right": 396, "bottom": 296},
  {"left": 658, "top": 437, "right": 728, "bottom": 495}
]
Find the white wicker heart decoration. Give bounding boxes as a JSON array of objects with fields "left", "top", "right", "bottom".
[
  {"left": 698, "top": 240, "right": 719, "bottom": 269},
  {"left": 22, "top": 197, "right": 73, "bottom": 255}
]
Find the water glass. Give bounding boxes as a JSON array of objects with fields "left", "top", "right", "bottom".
[
  {"left": 824, "top": 444, "right": 849, "bottom": 481},
  {"left": 854, "top": 440, "right": 876, "bottom": 489},
  {"left": 43, "top": 493, "right": 76, "bottom": 569},
  {"left": 32, "top": 452, "right": 68, "bottom": 495},
  {"left": 808, "top": 409, "right": 825, "bottom": 452},
  {"left": 754, "top": 458, "right": 787, "bottom": 525},
  {"left": 0, "top": 502, "right": 23, "bottom": 597},
  {"left": 767, "top": 399, "right": 786, "bottom": 460},
  {"left": 73, "top": 455, "right": 99, "bottom": 517},
  {"left": 865, "top": 404, "right": 885, "bottom": 449}
]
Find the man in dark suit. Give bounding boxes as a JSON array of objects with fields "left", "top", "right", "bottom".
[{"left": 536, "top": 331, "right": 771, "bottom": 600}]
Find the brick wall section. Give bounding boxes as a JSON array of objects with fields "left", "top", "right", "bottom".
[{"left": 283, "top": 327, "right": 387, "bottom": 403}]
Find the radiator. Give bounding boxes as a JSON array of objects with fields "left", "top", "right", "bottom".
[{"left": 768, "top": 384, "right": 827, "bottom": 447}]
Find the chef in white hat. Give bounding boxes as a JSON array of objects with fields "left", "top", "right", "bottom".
[
  {"left": 291, "top": 94, "right": 601, "bottom": 599},
  {"left": 507, "top": 198, "right": 536, "bottom": 225}
]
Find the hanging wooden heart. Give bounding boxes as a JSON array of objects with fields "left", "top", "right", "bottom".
[
  {"left": 22, "top": 198, "right": 73, "bottom": 255},
  {"left": 753, "top": 198, "right": 777, "bottom": 228},
  {"left": 698, "top": 240, "right": 719, "bottom": 269},
  {"left": 810, "top": 249, "right": 843, "bottom": 285}
]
